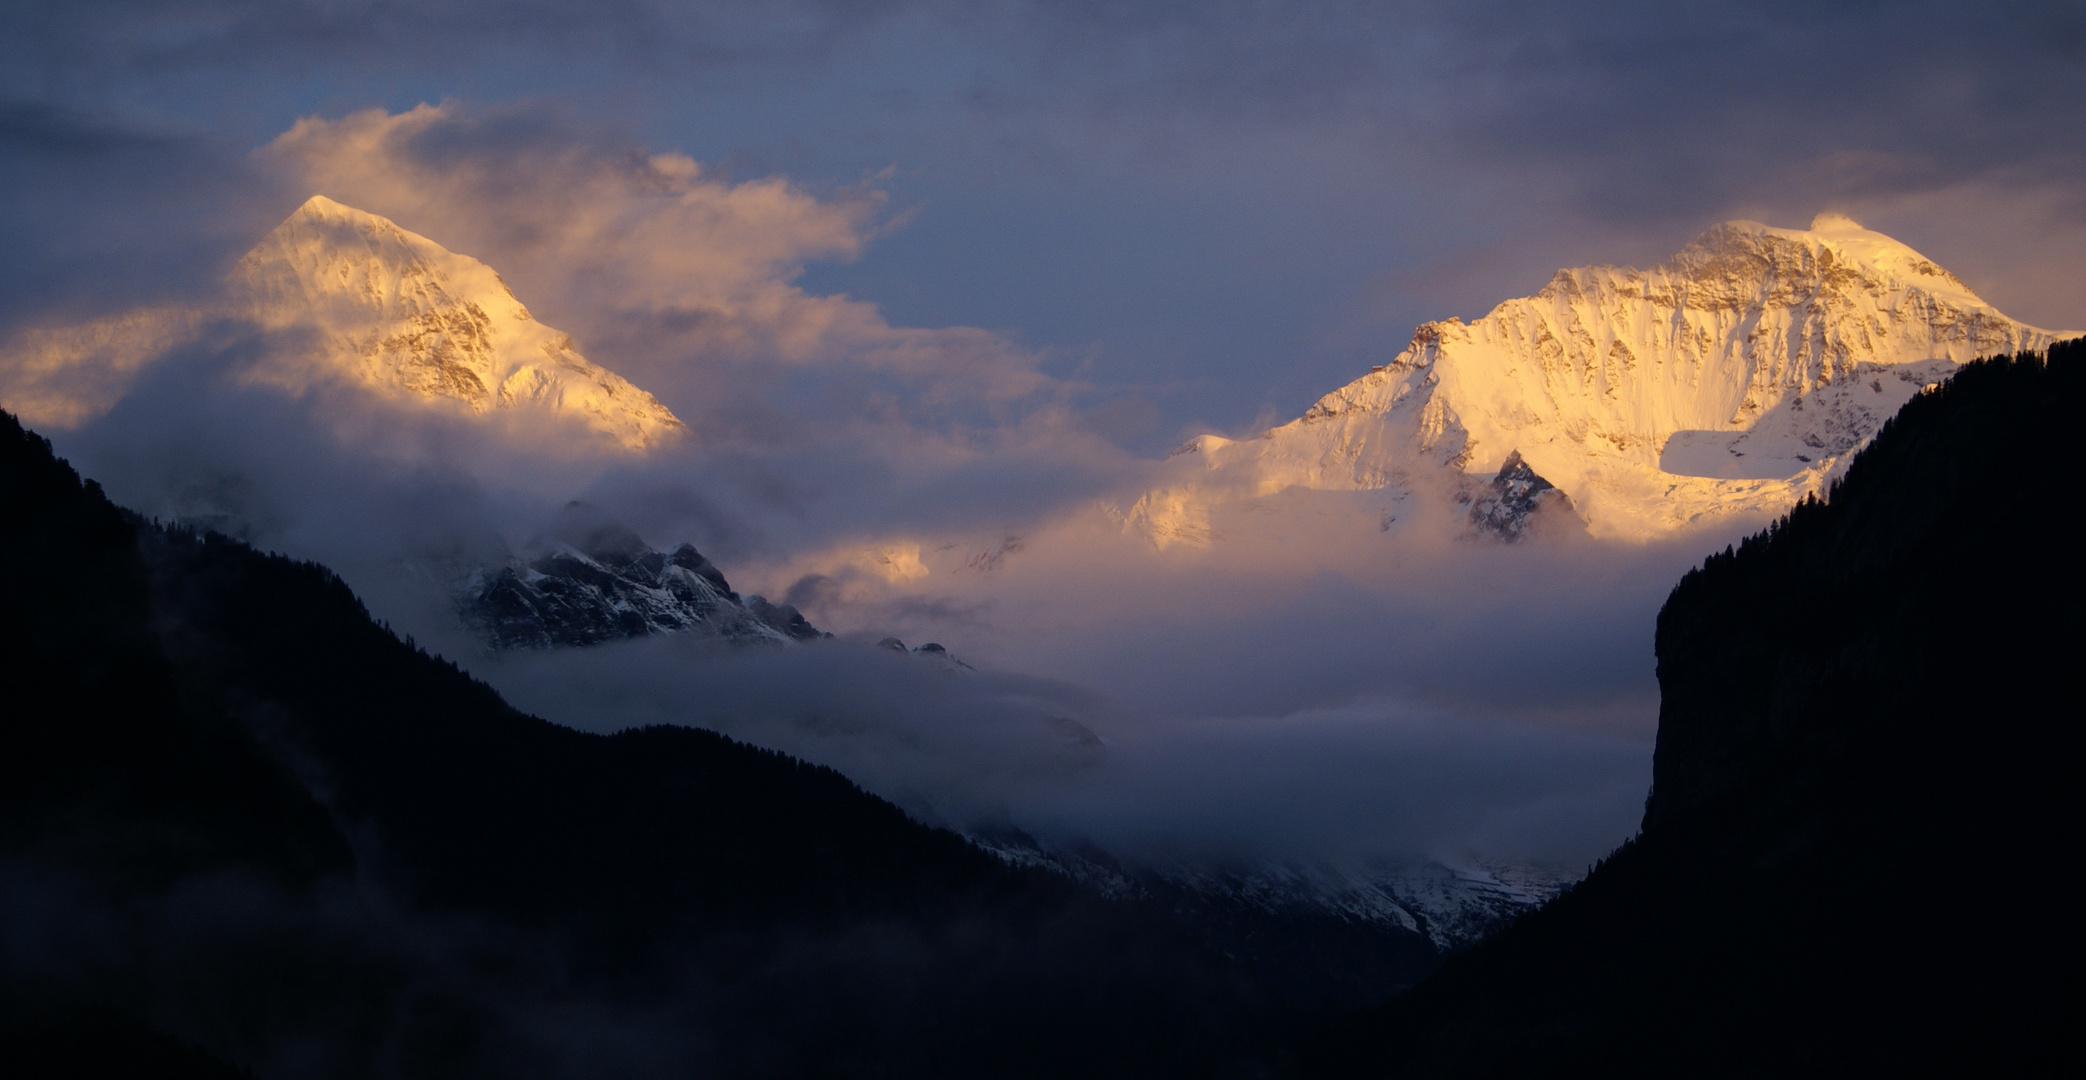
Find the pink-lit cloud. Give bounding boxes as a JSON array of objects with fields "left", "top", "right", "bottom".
[{"left": 262, "top": 104, "right": 1055, "bottom": 420}]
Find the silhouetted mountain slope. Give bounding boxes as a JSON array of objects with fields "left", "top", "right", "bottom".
[
  {"left": 0, "top": 1001, "right": 254, "bottom": 1080},
  {"left": 1306, "top": 340, "right": 2085, "bottom": 1078},
  {"left": 0, "top": 410, "right": 1275, "bottom": 1078},
  {"left": 143, "top": 526, "right": 975, "bottom": 940},
  {"left": 0, "top": 415, "right": 350, "bottom": 889}
]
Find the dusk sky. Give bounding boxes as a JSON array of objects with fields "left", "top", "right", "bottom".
[
  {"left": 8, "top": 1, "right": 2082, "bottom": 440},
  {"left": 4, "top": 1, "right": 2081, "bottom": 871}
]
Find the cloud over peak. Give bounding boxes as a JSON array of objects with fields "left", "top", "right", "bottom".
[{"left": 261, "top": 104, "right": 1055, "bottom": 417}]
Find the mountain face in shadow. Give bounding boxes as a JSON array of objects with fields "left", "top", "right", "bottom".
[
  {"left": 0, "top": 411, "right": 1276, "bottom": 1079},
  {"left": 460, "top": 500, "right": 823, "bottom": 650},
  {"left": 1458, "top": 450, "right": 1581, "bottom": 542},
  {"left": 1306, "top": 340, "right": 2084, "bottom": 1077}
]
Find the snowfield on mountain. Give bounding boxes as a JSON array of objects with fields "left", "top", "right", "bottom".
[
  {"left": 1125, "top": 214, "right": 2070, "bottom": 545},
  {"left": 0, "top": 196, "right": 684, "bottom": 451}
]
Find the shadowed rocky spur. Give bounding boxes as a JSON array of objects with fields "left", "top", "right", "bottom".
[{"left": 461, "top": 500, "right": 823, "bottom": 650}]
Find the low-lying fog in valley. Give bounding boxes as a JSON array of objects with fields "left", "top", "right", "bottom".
[
  {"left": 5, "top": 6, "right": 2081, "bottom": 1074},
  {"left": 19, "top": 99, "right": 2051, "bottom": 889},
  {"left": 40, "top": 339, "right": 1729, "bottom": 879}
]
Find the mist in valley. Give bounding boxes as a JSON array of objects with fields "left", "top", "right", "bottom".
[{"left": 37, "top": 337, "right": 1745, "bottom": 879}]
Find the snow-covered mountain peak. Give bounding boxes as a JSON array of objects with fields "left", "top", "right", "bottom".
[
  {"left": 231, "top": 197, "right": 685, "bottom": 451},
  {"left": 238, "top": 195, "right": 529, "bottom": 323},
  {"left": 1657, "top": 213, "right": 1983, "bottom": 307},
  {"left": 0, "top": 196, "right": 685, "bottom": 450},
  {"left": 1797, "top": 211, "right": 1974, "bottom": 290},
  {"left": 461, "top": 501, "right": 824, "bottom": 650},
  {"left": 1124, "top": 217, "right": 2070, "bottom": 544}
]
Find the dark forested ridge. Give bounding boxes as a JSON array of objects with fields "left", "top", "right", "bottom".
[
  {"left": 13, "top": 339, "right": 2082, "bottom": 1079},
  {"left": 0, "top": 410, "right": 1277, "bottom": 1079},
  {"left": 1305, "top": 341, "right": 2086, "bottom": 1077}
]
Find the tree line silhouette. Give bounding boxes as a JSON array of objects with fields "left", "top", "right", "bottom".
[
  {"left": 7, "top": 337, "right": 2079, "bottom": 1077},
  {"left": 0, "top": 408, "right": 1282, "bottom": 1078},
  {"left": 1304, "top": 339, "right": 2084, "bottom": 1077}
]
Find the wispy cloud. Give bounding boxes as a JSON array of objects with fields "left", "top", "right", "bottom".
[{"left": 263, "top": 104, "right": 1054, "bottom": 414}]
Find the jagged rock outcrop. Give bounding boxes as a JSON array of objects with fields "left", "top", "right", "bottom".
[
  {"left": 460, "top": 502, "right": 821, "bottom": 650},
  {"left": 1129, "top": 215, "right": 2071, "bottom": 544},
  {"left": 1459, "top": 450, "right": 1578, "bottom": 541},
  {"left": 875, "top": 636, "right": 976, "bottom": 668}
]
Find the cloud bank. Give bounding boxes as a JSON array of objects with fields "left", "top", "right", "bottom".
[
  {"left": 262, "top": 104, "right": 1053, "bottom": 412},
  {"left": 2, "top": 98, "right": 1783, "bottom": 877},
  {"left": 25, "top": 299, "right": 1676, "bottom": 872},
  {"left": 14, "top": 2, "right": 2059, "bottom": 876}
]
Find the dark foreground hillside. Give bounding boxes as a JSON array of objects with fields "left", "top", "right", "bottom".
[
  {"left": 1307, "top": 341, "right": 2085, "bottom": 1077},
  {"left": 0, "top": 410, "right": 1278, "bottom": 1079}
]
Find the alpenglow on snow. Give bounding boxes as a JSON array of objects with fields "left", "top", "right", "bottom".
[
  {"left": 0, "top": 196, "right": 685, "bottom": 451},
  {"left": 1123, "top": 215, "right": 2071, "bottom": 544}
]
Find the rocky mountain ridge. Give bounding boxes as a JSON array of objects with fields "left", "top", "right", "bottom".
[
  {"left": 973, "top": 834, "right": 1575, "bottom": 1007},
  {"left": 460, "top": 502, "right": 821, "bottom": 650},
  {"left": 985, "top": 838, "right": 1566, "bottom": 948}
]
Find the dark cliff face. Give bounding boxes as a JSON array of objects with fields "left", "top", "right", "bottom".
[
  {"left": 1307, "top": 341, "right": 2085, "bottom": 1078},
  {"left": 1645, "top": 342, "right": 2082, "bottom": 829}
]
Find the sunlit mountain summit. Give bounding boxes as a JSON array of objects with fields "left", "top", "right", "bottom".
[
  {"left": 1127, "top": 214, "right": 2070, "bottom": 544},
  {"left": 0, "top": 196, "right": 684, "bottom": 451},
  {"left": 236, "top": 197, "right": 685, "bottom": 449}
]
